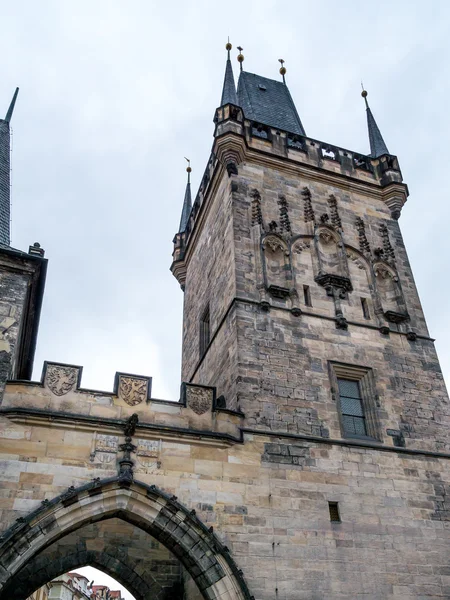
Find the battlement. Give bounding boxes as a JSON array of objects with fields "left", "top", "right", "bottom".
[
  {"left": 172, "top": 109, "right": 407, "bottom": 290},
  {"left": 2, "top": 361, "right": 244, "bottom": 444}
]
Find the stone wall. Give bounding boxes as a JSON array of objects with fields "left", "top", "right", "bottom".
[
  {"left": 0, "top": 402, "right": 449, "bottom": 599},
  {"left": 0, "top": 266, "right": 29, "bottom": 400},
  {"left": 182, "top": 173, "right": 240, "bottom": 408}
]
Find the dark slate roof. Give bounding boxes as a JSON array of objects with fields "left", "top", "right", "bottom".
[
  {"left": 237, "top": 72, "right": 306, "bottom": 136},
  {"left": 178, "top": 179, "right": 192, "bottom": 233},
  {"left": 366, "top": 105, "right": 389, "bottom": 157},
  {"left": 220, "top": 58, "right": 238, "bottom": 106}
]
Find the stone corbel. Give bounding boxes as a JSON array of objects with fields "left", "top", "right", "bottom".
[
  {"left": 213, "top": 134, "right": 246, "bottom": 178},
  {"left": 382, "top": 184, "right": 408, "bottom": 220}
]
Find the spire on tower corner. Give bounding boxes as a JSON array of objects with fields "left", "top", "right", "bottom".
[
  {"left": 220, "top": 40, "right": 238, "bottom": 107},
  {"left": 361, "top": 87, "right": 390, "bottom": 158},
  {"left": 5, "top": 87, "right": 19, "bottom": 123},
  {"left": 178, "top": 159, "right": 192, "bottom": 234}
]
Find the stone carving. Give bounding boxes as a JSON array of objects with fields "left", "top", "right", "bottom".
[
  {"left": 292, "top": 240, "right": 311, "bottom": 254},
  {"left": 379, "top": 224, "right": 395, "bottom": 262},
  {"left": 264, "top": 235, "right": 287, "bottom": 254},
  {"left": 277, "top": 195, "right": 292, "bottom": 233},
  {"left": 124, "top": 413, "right": 139, "bottom": 437},
  {"left": 374, "top": 264, "right": 397, "bottom": 281},
  {"left": 355, "top": 217, "right": 371, "bottom": 255},
  {"left": 95, "top": 434, "right": 119, "bottom": 453},
  {"left": 318, "top": 229, "right": 334, "bottom": 244},
  {"left": 136, "top": 439, "right": 160, "bottom": 457},
  {"left": 250, "top": 189, "right": 263, "bottom": 227},
  {"left": 119, "top": 376, "right": 148, "bottom": 406},
  {"left": 186, "top": 386, "right": 212, "bottom": 415},
  {"left": 346, "top": 249, "right": 366, "bottom": 270},
  {"left": 46, "top": 364, "right": 78, "bottom": 396},
  {"left": 328, "top": 195, "right": 342, "bottom": 230},
  {"left": 301, "top": 187, "right": 315, "bottom": 224}
]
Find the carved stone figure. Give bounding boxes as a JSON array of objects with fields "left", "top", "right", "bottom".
[
  {"left": 119, "top": 376, "right": 147, "bottom": 406},
  {"left": 124, "top": 413, "right": 139, "bottom": 437},
  {"left": 45, "top": 364, "right": 78, "bottom": 396}
]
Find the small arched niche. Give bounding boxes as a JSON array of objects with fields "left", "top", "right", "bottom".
[
  {"left": 345, "top": 248, "right": 375, "bottom": 322},
  {"left": 262, "top": 234, "right": 291, "bottom": 299},
  {"left": 373, "top": 262, "right": 409, "bottom": 324}
]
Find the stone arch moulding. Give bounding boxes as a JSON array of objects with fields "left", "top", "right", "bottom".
[{"left": 0, "top": 476, "right": 254, "bottom": 600}]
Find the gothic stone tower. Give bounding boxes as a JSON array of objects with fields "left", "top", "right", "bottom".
[
  {"left": 0, "top": 89, "right": 47, "bottom": 401},
  {"left": 171, "top": 46, "right": 450, "bottom": 596}
]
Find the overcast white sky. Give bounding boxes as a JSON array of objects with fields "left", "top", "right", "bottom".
[{"left": 2, "top": 1, "right": 450, "bottom": 596}]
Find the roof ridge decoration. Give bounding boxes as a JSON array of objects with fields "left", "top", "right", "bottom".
[
  {"left": 220, "top": 41, "right": 238, "bottom": 107},
  {"left": 361, "top": 87, "right": 389, "bottom": 158}
]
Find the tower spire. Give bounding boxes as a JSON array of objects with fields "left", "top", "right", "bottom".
[
  {"left": 0, "top": 88, "right": 19, "bottom": 246},
  {"left": 178, "top": 159, "right": 192, "bottom": 233},
  {"left": 220, "top": 40, "right": 238, "bottom": 107},
  {"left": 5, "top": 87, "right": 19, "bottom": 123},
  {"left": 361, "top": 87, "right": 389, "bottom": 158}
]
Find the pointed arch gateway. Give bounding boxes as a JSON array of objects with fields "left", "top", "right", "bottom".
[{"left": 0, "top": 476, "right": 254, "bottom": 600}]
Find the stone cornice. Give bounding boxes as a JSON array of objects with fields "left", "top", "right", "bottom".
[{"left": 0, "top": 406, "right": 244, "bottom": 446}]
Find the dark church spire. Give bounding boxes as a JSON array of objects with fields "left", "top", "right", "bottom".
[
  {"left": 220, "top": 41, "right": 238, "bottom": 107},
  {"left": 0, "top": 88, "right": 19, "bottom": 246},
  {"left": 362, "top": 88, "right": 389, "bottom": 158},
  {"left": 178, "top": 160, "right": 192, "bottom": 233}
]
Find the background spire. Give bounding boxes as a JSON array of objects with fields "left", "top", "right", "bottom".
[
  {"left": 178, "top": 159, "right": 192, "bottom": 233},
  {"left": 0, "top": 88, "right": 18, "bottom": 246},
  {"left": 220, "top": 41, "right": 238, "bottom": 106},
  {"left": 361, "top": 88, "right": 389, "bottom": 158},
  {"left": 5, "top": 87, "right": 19, "bottom": 123}
]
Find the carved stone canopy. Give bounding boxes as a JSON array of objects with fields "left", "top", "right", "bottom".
[
  {"left": 384, "top": 310, "right": 410, "bottom": 324},
  {"left": 315, "top": 274, "right": 353, "bottom": 294},
  {"left": 267, "top": 285, "right": 290, "bottom": 299}
]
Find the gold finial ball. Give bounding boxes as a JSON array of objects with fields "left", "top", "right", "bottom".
[
  {"left": 361, "top": 89, "right": 368, "bottom": 98},
  {"left": 186, "top": 166, "right": 192, "bottom": 173},
  {"left": 279, "top": 66, "right": 287, "bottom": 76},
  {"left": 226, "top": 42, "right": 232, "bottom": 51},
  {"left": 237, "top": 53, "right": 244, "bottom": 63}
]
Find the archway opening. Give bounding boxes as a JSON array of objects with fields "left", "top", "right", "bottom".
[{"left": 0, "top": 477, "right": 252, "bottom": 600}]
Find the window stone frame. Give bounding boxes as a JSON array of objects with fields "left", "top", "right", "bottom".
[{"left": 328, "top": 361, "right": 381, "bottom": 442}]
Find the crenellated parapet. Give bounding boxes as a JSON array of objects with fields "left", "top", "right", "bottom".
[{"left": 1, "top": 361, "right": 244, "bottom": 444}]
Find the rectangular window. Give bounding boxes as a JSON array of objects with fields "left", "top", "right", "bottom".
[
  {"left": 337, "top": 378, "right": 367, "bottom": 436},
  {"left": 329, "top": 362, "right": 380, "bottom": 441},
  {"left": 361, "top": 297, "right": 370, "bottom": 319},
  {"left": 303, "top": 284, "right": 312, "bottom": 307},
  {"left": 328, "top": 501, "right": 341, "bottom": 522},
  {"left": 199, "top": 305, "right": 210, "bottom": 357}
]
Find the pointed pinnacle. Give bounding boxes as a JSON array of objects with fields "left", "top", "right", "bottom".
[{"left": 5, "top": 88, "right": 19, "bottom": 123}]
